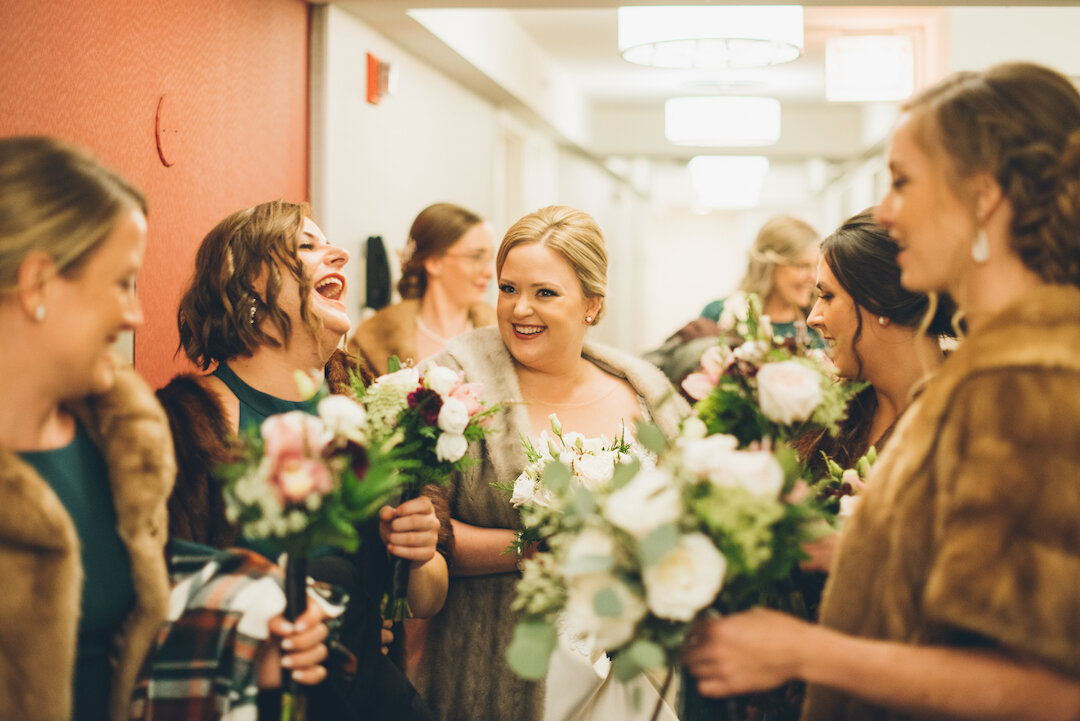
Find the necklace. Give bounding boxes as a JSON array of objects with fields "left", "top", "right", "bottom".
[
  {"left": 416, "top": 316, "right": 449, "bottom": 345},
  {"left": 527, "top": 382, "right": 619, "bottom": 410}
]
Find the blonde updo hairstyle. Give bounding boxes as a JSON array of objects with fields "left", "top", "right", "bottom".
[
  {"left": 738, "top": 215, "right": 820, "bottom": 303},
  {"left": 903, "top": 61, "right": 1080, "bottom": 287},
  {"left": 0, "top": 136, "right": 146, "bottom": 297},
  {"left": 496, "top": 205, "right": 607, "bottom": 325},
  {"left": 398, "top": 202, "right": 484, "bottom": 300}
]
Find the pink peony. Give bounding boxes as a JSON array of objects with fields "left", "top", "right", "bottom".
[
  {"left": 681, "top": 372, "right": 716, "bottom": 401},
  {"left": 274, "top": 456, "right": 333, "bottom": 504},
  {"left": 261, "top": 411, "right": 328, "bottom": 462},
  {"left": 451, "top": 382, "right": 484, "bottom": 416}
]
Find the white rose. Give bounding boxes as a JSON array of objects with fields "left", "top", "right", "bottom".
[
  {"left": 707, "top": 449, "right": 785, "bottom": 498},
  {"left": 425, "top": 365, "right": 460, "bottom": 397},
  {"left": 510, "top": 470, "right": 539, "bottom": 507},
  {"left": 732, "top": 339, "right": 769, "bottom": 364},
  {"left": 564, "top": 572, "right": 646, "bottom": 649},
  {"left": 382, "top": 365, "right": 420, "bottom": 390},
  {"left": 603, "top": 467, "right": 681, "bottom": 538},
  {"left": 756, "top": 361, "right": 823, "bottom": 425},
  {"left": 580, "top": 436, "right": 607, "bottom": 454},
  {"left": 563, "top": 526, "right": 616, "bottom": 577},
  {"left": 437, "top": 397, "right": 469, "bottom": 434},
  {"left": 435, "top": 432, "right": 468, "bottom": 462},
  {"left": 643, "top": 533, "right": 726, "bottom": 621},
  {"left": 681, "top": 434, "right": 739, "bottom": 479},
  {"left": 573, "top": 451, "right": 616, "bottom": 490},
  {"left": 317, "top": 395, "right": 367, "bottom": 442}
]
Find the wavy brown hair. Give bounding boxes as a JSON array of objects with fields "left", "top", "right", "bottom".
[
  {"left": 904, "top": 61, "right": 1080, "bottom": 287},
  {"left": 177, "top": 200, "right": 318, "bottom": 369}
]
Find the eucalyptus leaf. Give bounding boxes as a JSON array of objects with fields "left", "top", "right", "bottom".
[
  {"left": 634, "top": 421, "right": 668, "bottom": 455},
  {"left": 592, "top": 587, "right": 622, "bottom": 618},
  {"left": 506, "top": 619, "right": 557, "bottom": 680},
  {"left": 563, "top": 553, "right": 614, "bottom": 576},
  {"left": 610, "top": 457, "right": 641, "bottom": 490},
  {"left": 640, "top": 523, "right": 679, "bottom": 567},
  {"left": 543, "top": 460, "right": 572, "bottom": 494}
]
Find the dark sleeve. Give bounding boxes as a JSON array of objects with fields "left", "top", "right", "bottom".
[
  {"left": 156, "top": 376, "right": 239, "bottom": 548},
  {"left": 700, "top": 298, "right": 724, "bottom": 321}
]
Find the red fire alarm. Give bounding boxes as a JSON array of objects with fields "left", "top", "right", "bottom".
[{"left": 366, "top": 52, "right": 397, "bottom": 105}]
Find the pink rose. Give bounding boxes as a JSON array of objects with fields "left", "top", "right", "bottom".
[
  {"left": 681, "top": 372, "right": 716, "bottom": 401},
  {"left": 274, "top": 456, "right": 333, "bottom": 504},
  {"left": 451, "top": 382, "right": 484, "bottom": 416},
  {"left": 261, "top": 411, "right": 328, "bottom": 461}
]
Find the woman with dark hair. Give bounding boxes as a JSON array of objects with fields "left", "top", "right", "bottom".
[
  {"left": 684, "top": 62, "right": 1080, "bottom": 721},
  {"left": 157, "top": 201, "right": 449, "bottom": 720},
  {"left": 350, "top": 202, "right": 496, "bottom": 374}
]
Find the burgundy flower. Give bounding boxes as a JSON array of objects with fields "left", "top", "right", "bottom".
[
  {"left": 408, "top": 387, "right": 443, "bottom": 426},
  {"left": 344, "top": 439, "right": 369, "bottom": 480}
]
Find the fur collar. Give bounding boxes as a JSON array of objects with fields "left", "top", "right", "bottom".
[
  {"left": 0, "top": 364, "right": 173, "bottom": 721},
  {"left": 349, "top": 299, "right": 497, "bottom": 375}
]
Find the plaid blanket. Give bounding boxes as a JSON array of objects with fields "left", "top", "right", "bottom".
[{"left": 129, "top": 540, "right": 286, "bottom": 721}]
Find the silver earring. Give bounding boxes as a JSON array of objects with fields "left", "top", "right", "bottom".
[
  {"left": 585, "top": 315, "right": 593, "bottom": 324},
  {"left": 972, "top": 229, "right": 990, "bottom": 263},
  {"left": 33, "top": 305, "right": 46, "bottom": 322},
  {"left": 877, "top": 316, "right": 887, "bottom": 327},
  {"left": 249, "top": 299, "right": 257, "bottom": 325}
]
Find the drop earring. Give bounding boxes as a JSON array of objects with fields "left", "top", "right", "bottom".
[
  {"left": 972, "top": 229, "right": 990, "bottom": 263},
  {"left": 249, "top": 299, "right": 257, "bottom": 325},
  {"left": 33, "top": 305, "right": 46, "bottom": 322}
]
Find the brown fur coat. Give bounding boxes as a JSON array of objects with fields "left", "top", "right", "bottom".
[
  {"left": 413, "top": 326, "right": 689, "bottom": 721},
  {"left": 0, "top": 365, "right": 173, "bottom": 721},
  {"left": 348, "top": 298, "right": 497, "bottom": 375},
  {"left": 803, "top": 284, "right": 1080, "bottom": 721}
]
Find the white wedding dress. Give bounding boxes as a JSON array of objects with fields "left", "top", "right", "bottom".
[{"left": 538, "top": 430, "right": 682, "bottom": 721}]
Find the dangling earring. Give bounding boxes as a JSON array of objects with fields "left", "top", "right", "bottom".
[
  {"left": 585, "top": 315, "right": 593, "bottom": 324},
  {"left": 972, "top": 229, "right": 990, "bottom": 263},
  {"left": 877, "top": 316, "right": 887, "bottom": 327},
  {"left": 249, "top": 298, "right": 257, "bottom": 325},
  {"left": 33, "top": 305, "right": 46, "bottom": 322}
]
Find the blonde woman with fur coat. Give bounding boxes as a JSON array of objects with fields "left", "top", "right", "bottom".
[{"left": 413, "top": 206, "right": 688, "bottom": 721}]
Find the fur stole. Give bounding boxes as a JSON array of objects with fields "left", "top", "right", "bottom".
[
  {"left": 413, "top": 326, "right": 688, "bottom": 721},
  {"left": 0, "top": 364, "right": 173, "bottom": 721},
  {"left": 804, "top": 284, "right": 1080, "bottom": 721},
  {"left": 348, "top": 298, "right": 497, "bottom": 375}
]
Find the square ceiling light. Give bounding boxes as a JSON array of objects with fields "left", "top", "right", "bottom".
[
  {"left": 689, "top": 155, "right": 770, "bottom": 209},
  {"left": 665, "top": 96, "right": 781, "bottom": 147},
  {"left": 826, "top": 35, "right": 915, "bottom": 102}
]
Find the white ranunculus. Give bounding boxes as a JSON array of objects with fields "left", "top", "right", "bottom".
[
  {"left": 437, "top": 396, "right": 470, "bottom": 434},
  {"left": 564, "top": 572, "right": 646, "bottom": 649},
  {"left": 435, "top": 432, "right": 468, "bottom": 462},
  {"left": 732, "top": 339, "right": 769, "bottom": 365},
  {"left": 563, "top": 526, "right": 617, "bottom": 577},
  {"left": 603, "top": 467, "right": 681, "bottom": 538},
  {"left": 680, "top": 434, "right": 739, "bottom": 479},
  {"left": 756, "top": 361, "right": 823, "bottom": 425},
  {"left": 707, "top": 449, "right": 785, "bottom": 498},
  {"left": 643, "top": 533, "right": 726, "bottom": 621},
  {"left": 425, "top": 365, "right": 460, "bottom": 397},
  {"left": 574, "top": 451, "right": 617, "bottom": 490},
  {"left": 317, "top": 395, "right": 367, "bottom": 442}
]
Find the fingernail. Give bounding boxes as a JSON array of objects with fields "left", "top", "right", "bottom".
[
  {"left": 281, "top": 656, "right": 293, "bottom": 668},
  {"left": 278, "top": 621, "right": 294, "bottom": 634},
  {"left": 282, "top": 638, "right": 294, "bottom": 650}
]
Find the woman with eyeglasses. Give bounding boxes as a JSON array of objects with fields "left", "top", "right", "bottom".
[{"left": 349, "top": 202, "right": 496, "bottom": 374}]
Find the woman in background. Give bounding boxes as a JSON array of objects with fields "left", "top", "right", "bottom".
[
  {"left": 684, "top": 62, "right": 1080, "bottom": 721},
  {"left": 350, "top": 202, "right": 496, "bottom": 374},
  {"left": 0, "top": 137, "right": 325, "bottom": 721},
  {"left": 414, "top": 205, "right": 687, "bottom": 721}
]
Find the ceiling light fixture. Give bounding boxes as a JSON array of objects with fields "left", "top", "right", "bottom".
[
  {"left": 618, "top": 5, "right": 804, "bottom": 69},
  {"left": 826, "top": 35, "right": 915, "bottom": 102},
  {"left": 689, "top": 156, "right": 771, "bottom": 209},
  {"left": 665, "top": 97, "right": 781, "bottom": 147}
]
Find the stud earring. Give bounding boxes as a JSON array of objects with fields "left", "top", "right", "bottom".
[
  {"left": 878, "top": 316, "right": 887, "bottom": 327},
  {"left": 33, "top": 305, "right": 46, "bottom": 322},
  {"left": 249, "top": 299, "right": 257, "bottom": 325},
  {"left": 972, "top": 229, "right": 990, "bottom": 263},
  {"left": 585, "top": 315, "right": 593, "bottom": 324}
]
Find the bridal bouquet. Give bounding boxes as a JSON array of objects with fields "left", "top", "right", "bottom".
[
  {"left": 681, "top": 294, "right": 857, "bottom": 448},
  {"left": 355, "top": 357, "right": 501, "bottom": 620},
  {"left": 507, "top": 420, "right": 820, "bottom": 693},
  {"left": 220, "top": 394, "right": 401, "bottom": 721},
  {"left": 811, "top": 446, "right": 877, "bottom": 525}
]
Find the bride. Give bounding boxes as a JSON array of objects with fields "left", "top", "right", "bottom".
[{"left": 411, "top": 206, "right": 688, "bottom": 721}]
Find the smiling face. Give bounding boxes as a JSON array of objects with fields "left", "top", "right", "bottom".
[
  {"left": 807, "top": 257, "right": 869, "bottom": 380},
  {"left": 771, "top": 246, "right": 819, "bottom": 309},
  {"left": 875, "top": 114, "right": 978, "bottom": 296},
  {"left": 497, "top": 242, "right": 599, "bottom": 373},
  {"left": 277, "top": 217, "right": 351, "bottom": 347},
  {"left": 427, "top": 221, "right": 495, "bottom": 308},
  {"left": 49, "top": 208, "right": 147, "bottom": 397}
]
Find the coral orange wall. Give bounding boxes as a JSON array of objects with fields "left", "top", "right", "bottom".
[{"left": 0, "top": 0, "right": 310, "bottom": 388}]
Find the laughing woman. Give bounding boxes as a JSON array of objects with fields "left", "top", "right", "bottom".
[{"left": 684, "top": 62, "right": 1080, "bottom": 721}]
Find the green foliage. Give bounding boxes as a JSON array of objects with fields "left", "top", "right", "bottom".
[
  {"left": 506, "top": 618, "right": 557, "bottom": 680},
  {"left": 634, "top": 420, "right": 668, "bottom": 455},
  {"left": 612, "top": 640, "right": 666, "bottom": 682},
  {"left": 639, "top": 523, "right": 678, "bottom": 568}
]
